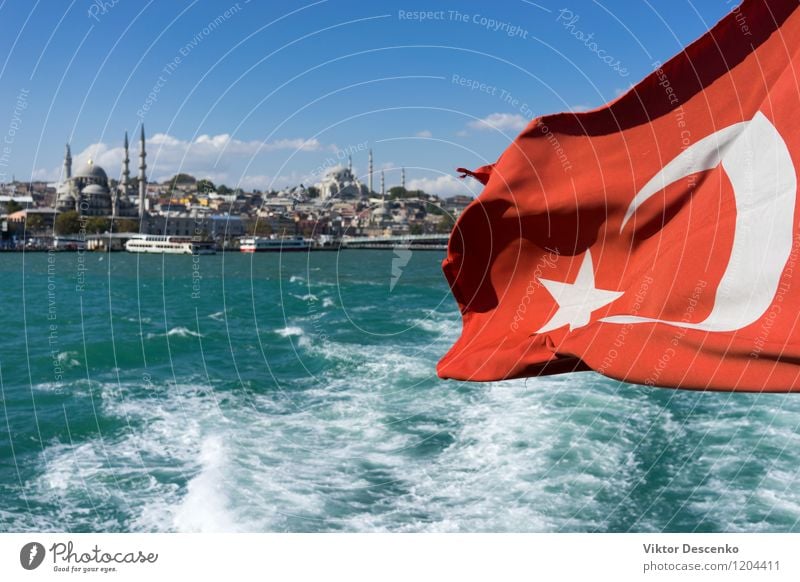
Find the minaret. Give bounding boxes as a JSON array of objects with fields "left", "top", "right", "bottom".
[
  {"left": 380, "top": 170, "right": 385, "bottom": 197},
  {"left": 401, "top": 167, "right": 406, "bottom": 190},
  {"left": 138, "top": 125, "right": 147, "bottom": 218},
  {"left": 114, "top": 131, "right": 130, "bottom": 219},
  {"left": 348, "top": 155, "right": 353, "bottom": 174},
  {"left": 63, "top": 144, "right": 72, "bottom": 180},
  {"left": 121, "top": 131, "right": 130, "bottom": 192},
  {"left": 368, "top": 149, "right": 373, "bottom": 194}
]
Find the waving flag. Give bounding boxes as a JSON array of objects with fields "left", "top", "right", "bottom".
[{"left": 438, "top": 0, "right": 800, "bottom": 391}]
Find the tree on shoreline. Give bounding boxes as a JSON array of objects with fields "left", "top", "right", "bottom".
[
  {"left": 24, "top": 213, "right": 44, "bottom": 233},
  {"left": 54, "top": 210, "right": 80, "bottom": 235},
  {"left": 5, "top": 199, "right": 23, "bottom": 214},
  {"left": 85, "top": 217, "right": 110, "bottom": 234},
  {"left": 113, "top": 218, "right": 140, "bottom": 233}
]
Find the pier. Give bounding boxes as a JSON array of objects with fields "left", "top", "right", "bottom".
[{"left": 340, "top": 234, "right": 449, "bottom": 250}]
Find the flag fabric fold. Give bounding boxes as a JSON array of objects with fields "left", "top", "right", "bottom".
[{"left": 438, "top": 0, "right": 800, "bottom": 391}]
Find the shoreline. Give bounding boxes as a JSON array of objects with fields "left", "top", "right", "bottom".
[{"left": 0, "top": 247, "right": 447, "bottom": 253}]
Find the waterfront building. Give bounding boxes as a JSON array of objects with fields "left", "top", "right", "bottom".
[
  {"left": 142, "top": 211, "right": 244, "bottom": 240},
  {"left": 6, "top": 207, "right": 59, "bottom": 229}
]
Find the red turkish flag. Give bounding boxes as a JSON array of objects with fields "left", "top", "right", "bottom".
[{"left": 438, "top": 0, "right": 800, "bottom": 391}]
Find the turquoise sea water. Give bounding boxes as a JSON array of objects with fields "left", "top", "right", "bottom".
[{"left": 0, "top": 250, "right": 799, "bottom": 532}]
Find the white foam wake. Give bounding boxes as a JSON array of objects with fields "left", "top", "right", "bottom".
[
  {"left": 146, "top": 326, "right": 203, "bottom": 339},
  {"left": 173, "top": 436, "right": 238, "bottom": 532},
  {"left": 275, "top": 326, "right": 304, "bottom": 337}
]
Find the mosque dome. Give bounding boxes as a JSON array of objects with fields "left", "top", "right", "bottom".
[
  {"left": 81, "top": 183, "right": 109, "bottom": 196},
  {"left": 75, "top": 160, "right": 108, "bottom": 182}
]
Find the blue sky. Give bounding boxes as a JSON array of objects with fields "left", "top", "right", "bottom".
[{"left": 0, "top": 0, "right": 736, "bottom": 196}]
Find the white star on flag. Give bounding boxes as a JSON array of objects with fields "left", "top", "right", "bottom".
[{"left": 535, "top": 250, "right": 624, "bottom": 333}]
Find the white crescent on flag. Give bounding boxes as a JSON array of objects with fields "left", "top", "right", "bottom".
[{"left": 600, "top": 112, "right": 796, "bottom": 332}]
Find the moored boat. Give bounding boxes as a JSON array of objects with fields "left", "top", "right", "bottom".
[
  {"left": 125, "top": 235, "right": 216, "bottom": 255},
  {"left": 239, "top": 236, "right": 312, "bottom": 252}
]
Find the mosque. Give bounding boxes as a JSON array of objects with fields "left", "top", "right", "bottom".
[
  {"left": 55, "top": 126, "right": 148, "bottom": 218},
  {"left": 315, "top": 149, "right": 405, "bottom": 202},
  {"left": 315, "top": 155, "right": 370, "bottom": 200}
]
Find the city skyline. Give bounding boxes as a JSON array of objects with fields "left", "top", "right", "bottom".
[{"left": 1, "top": 1, "right": 736, "bottom": 196}]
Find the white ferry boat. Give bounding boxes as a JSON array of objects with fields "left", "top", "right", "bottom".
[
  {"left": 239, "top": 236, "right": 312, "bottom": 253},
  {"left": 125, "top": 235, "right": 216, "bottom": 255}
]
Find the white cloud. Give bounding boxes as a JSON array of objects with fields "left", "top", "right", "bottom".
[
  {"left": 467, "top": 112, "right": 528, "bottom": 133},
  {"left": 147, "top": 133, "right": 324, "bottom": 167},
  {"left": 407, "top": 174, "right": 478, "bottom": 198},
  {"left": 415, "top": 130, "right": 433, "bottom": 138},
  {"left": 31, "top": 167, "right": 59, "bottom": 182}
]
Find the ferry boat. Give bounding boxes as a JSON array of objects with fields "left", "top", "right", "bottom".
[
  {"left": 125, "top": 235, "right": 216, "bottom": 255},
  {"left": 239, "top": 236, "right": 312, "bottom": 253}
]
